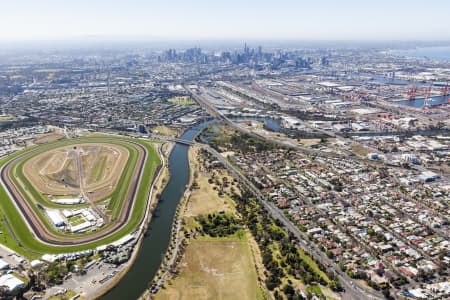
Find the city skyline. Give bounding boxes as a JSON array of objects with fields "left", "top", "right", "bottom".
[
  {"left": 0, "top": 3, "right": 450, "bottom": 298},
  {"left": 1, "top": 0, "right": 450, "bottom": 42}
]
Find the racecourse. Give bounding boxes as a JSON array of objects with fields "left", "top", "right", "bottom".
[
  {"left": 22, "top": 143, "right": 129, "bottom": 202},
  {"left": 0, "top": 136, "right": 161, "bottom": 257}
]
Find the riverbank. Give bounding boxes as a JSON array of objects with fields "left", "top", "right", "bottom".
[
  {"left": 138, "top": 145, "right": 196, "bottom": 299},
  {"left": 97, "top": 122, "right": 213, "bottom": 300},
  {"left": 150, "top": 145, "right": 267, "bottom": 300}
]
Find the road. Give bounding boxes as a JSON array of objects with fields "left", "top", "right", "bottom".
[
  {"left": 201, "top": 144, "right": 384, "bottom": 300},
  {"left": 75, "top": 148, "right": 109, "bottom": 223},
  {"left": 186, "top": 86, "right": 331, "bottom": 154},
  {"left": 180, "top": 85, "right": 387, "bottom": 299}
]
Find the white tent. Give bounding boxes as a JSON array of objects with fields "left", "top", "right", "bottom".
[
  {"left": 0, "top": 274, "right": 25, "bottom": 293},
  {"left": 46, "top": 210, "right": 65, "bottom": 227},
  {"left": 0, "top": 259, "right": 9, "bottom": 270}
]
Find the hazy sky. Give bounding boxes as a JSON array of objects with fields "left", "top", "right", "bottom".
[{"left": 1, "top": 0, "right": 449, "bottom": 41}]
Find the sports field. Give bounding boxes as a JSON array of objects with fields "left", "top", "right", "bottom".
[
  {"left": 0, "top": 135, "right": 161, "bottom": 257},
  {"left": 167, "top": 96, "right": 195, "bottom": 106},
  {"left": 68, "top": 215, "right": 86, "bottom": 226}
]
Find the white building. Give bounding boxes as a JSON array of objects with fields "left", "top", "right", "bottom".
[
  {"left": 0, "top": 259, "right": 9, "bottom": 270},
  {"left": 46, "top": 210, "right": 65, "bottom": 227},
  {"left": 70, "top": 221, "right": 91, "bottom": 233},
  {"left": 0, "top": 274, "right": 25, "bottom": 294},
  {"left": 51, "top": 198, "right": 84, "bottom": 205}
]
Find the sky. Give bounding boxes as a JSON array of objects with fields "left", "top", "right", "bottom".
[{"left": 1, "top": 0, "right": 449, "bottom": 41}]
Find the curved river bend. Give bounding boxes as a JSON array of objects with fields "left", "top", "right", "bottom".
[
  {"left": 101, "top": 121, "right": 211, "bottom": 300},
  {"left": 101, "top": 117, "right": 279, "bottom": 299}
]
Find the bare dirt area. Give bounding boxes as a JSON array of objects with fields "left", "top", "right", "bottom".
[
  {"left": 298, "top": 138, "right": 322, "bottom": 147},
  {"left": 22, "top": 143, "right": 129, "bottom": 201},
  {"left": 34, "top": 133, "right": 65, "bottom": 144},
  {"left": 351, "top": 143, "right": 373, "bottom": 156}
]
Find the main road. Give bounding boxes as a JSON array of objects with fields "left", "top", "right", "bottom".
[
  {"left": 200, "top": 144, "right": 384, "bottom": 300},
  {"left": 179, "top": 86, "right": 389, "bottom": 298},
  {"left": 185, "top": 85, "right": 366, "bottom": 161}
]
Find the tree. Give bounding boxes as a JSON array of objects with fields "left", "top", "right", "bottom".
[
  {"left": 329, "top": 280, "right": 342, "bottom": 291},
  {"left": 382, "top": 287, "right": 393, "bottom": 299},
  {"left": 283, "top": 284, "right": 295, "bottom": 296}
]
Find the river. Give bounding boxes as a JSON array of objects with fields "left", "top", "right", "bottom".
[
  {"left": 100, "top": 121, "right": 212, "bottom": 300},
  {"left": 390, "top": 46, "right": 450, "bottom": 62},
  {"left": 101, "top": 117, "right": 286, "bottom": 299},
  {"left": 231, "top": 116, "right": 281, "bottom": 131},
  {"left": 395, "top": 95, "right": 449, "bottom": 108}
]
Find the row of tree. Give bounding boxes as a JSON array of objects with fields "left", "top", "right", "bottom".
[{"left": 231, "top": 189, "right": 342, "bottom": 299}]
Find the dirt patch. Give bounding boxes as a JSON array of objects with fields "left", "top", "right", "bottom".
[
  {"left": 351, "top": 143, "right": 373, "bottom": 156},
  {"left": 34, "top": 133, "right": 65, "bottom": 144},
  {"left": 22, "top": 143, "right": 129, "bottom": 202}
]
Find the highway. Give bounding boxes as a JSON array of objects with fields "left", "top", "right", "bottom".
[
  {"left": 201, "top": 144, "right": 384, "bottom": 300},
  {"left": 180, "top": 85, "right": 388, "bottom": 299},
  {"left": 185, "top": 85, "right": 330, "bottom": 155}
]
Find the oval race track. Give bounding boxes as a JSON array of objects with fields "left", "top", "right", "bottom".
[{"left": 0, "top": 137, "right": 154, "bottom": 247}]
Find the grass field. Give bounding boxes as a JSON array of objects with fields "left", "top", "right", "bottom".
[
  {"left": 68, "top": 215, "right": 86, "bottom": 226},
  {"left": 155, "top": 146, "right": 264, "bottom": 300},
  {"left": 156, "top": 236, "right": 264, "bottom": 300},
  {"left": 185, "top": 174, "right": 235, "bottom": 217},
  {"left": 89, "top": 155, "right": 107, "bottom": 183},
  {"left": 152, "top": 125, "right": 179, "bottom": 137},
  {"left": 185, "top": 147, "right": 235, "bottom": 217},
  {"left": 167, "top": 96, "right": 195, "bottom": 106},
  {"left": 0, "top": 136, "right": 161, "bottom": 258}
]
